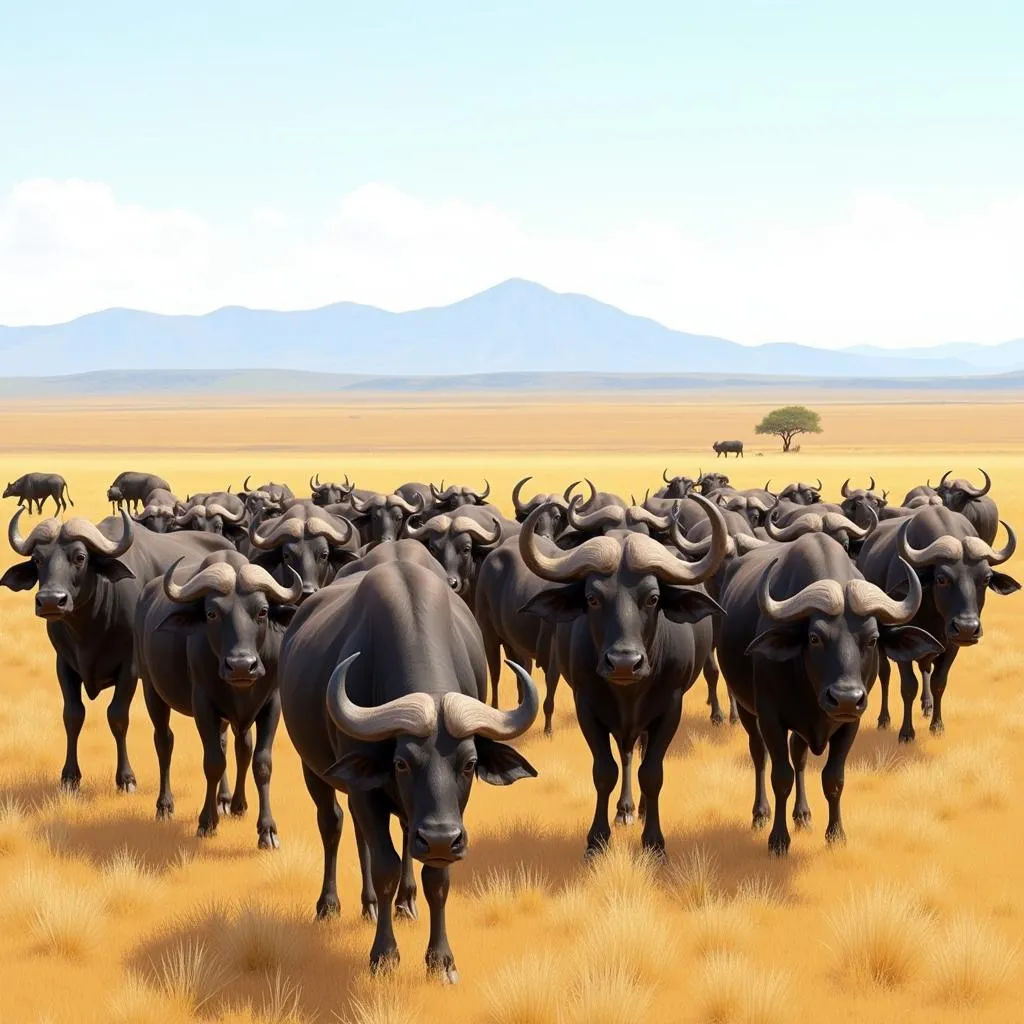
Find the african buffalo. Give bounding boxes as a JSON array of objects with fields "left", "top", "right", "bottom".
[
  {"left": 935, "top": 469, "right": 998, "bottom": 545},
  {"left": 0, "top": 510, "right": 232, "bottom": 791},
  {"left": 777, "top": 480, "right": 823, "bottom": 506},
  {"left": 347, "top": 492, "right": 424, "bottom": 547},
  {"left": 716, "top": 529, "right": 940, "bottom": 854},
  {"left": 106, "top": 472, "right": 172, "bottom": 514},
  {"left": 134, "top": 488, "right": 181, "bottom": 534},
  {"left": 4, "top": 473, "right": 73, "bottom": 514},
  {"left": 713, "top": 440, "right": 744, "bottom": 458},
  {"left": 309, "top": 474, "right": 351, "bottom": 508},
  {"left": 764, "top": 503, "right": 878, "bottom": 555},
  {"left": 840, "top": 478, "right": 888, "bottom": 531},
  {"left": 520, "top": 494, "right": 728, "bottom": 856},
  {"left": 278, "top": 540, "right": 539, "bottom": 982},
  {"left": 173, "top": 491, "right": 249, "bottom": 547},
  {"left": 510, "top": 477, "right": 571, "bottom": 541},
  {"left": 428, "top": 481, "right": 491, "bottom": 514},
  {"left": 566, "top": 478, "right": 628, "bottom": 513},
  {"left": 697, "top": 471, "right": 730, "bottom": 494},
  {"left": 136, "top": 552, "right": 302, "bottom": 846},
  {"left": 857, "top": 507, "right": 1018, "bottom": 740},
  {"left": 655, "top": 470, "right": 696, "bottom": 499}
]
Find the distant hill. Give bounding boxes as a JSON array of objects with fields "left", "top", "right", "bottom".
[{"left": 2, "top": 278, "right": 1020, "bottom": 379}]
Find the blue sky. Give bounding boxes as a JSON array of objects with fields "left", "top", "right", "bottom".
[{"left": 2, "top": 2, "right": 1023, "bottom": 345}]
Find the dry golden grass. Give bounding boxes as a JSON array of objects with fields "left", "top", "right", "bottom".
[{"left": 1, "top": 393, "right": 1024, "bottom": 1022}]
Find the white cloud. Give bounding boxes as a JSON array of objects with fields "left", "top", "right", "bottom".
[{"left": 1, "top": 177, "right": 1023, "bottom": 347}]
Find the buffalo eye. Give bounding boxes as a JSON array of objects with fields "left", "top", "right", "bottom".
[
  {"left": 394, "top": 757, "right": 410, "bottom": 774},
  {"left": 936, "top": 573, "right": 950, "bottom": 588},
  {"left": 864, "top": 634, "right": 878, "bottom": 649},
  {"left": 808, "top": 633, "right": 823, "bottom": 648},
  {"left": 644, "top": 593, "right": 659, "bottom": 609},
  {"left": 981, "top": 572, "right": 993, "bottom": 588},
  {"left": 462, "top": 758, "right": 477, "bottom": 776},
  {"left": 72, "top": 552, "right": 86, "bottom": 567},
  {"left": 586, "top": 593, "right": 601, "bottom": 609},
  {"left": 255, "top": 606, "right": 268, "bottom": 621},
  {"left": 317, "top": 550, "right": 328, "bottom": 561},
  {"left": 206, "top": 609, "right": 218, "bottom": 622}
]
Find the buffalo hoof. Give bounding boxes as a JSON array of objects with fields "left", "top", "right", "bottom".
[
  {"left": 230, "top": 799, "right": 248, "bottom": 818},
  {"left": 316, "top": 896, "right": 340, "bottom": 921},
  {"left": 792, "top": 809, "right": 812, "bottom": 831},
  {"left": 155, "top": 804, "right": 174, "bottom": 821},
  {"left": 116, "top": 775, "right": 137, "bottom": 794},
  {"left": 60, "top": 774, "right": 81, "bottom": 793},
  {"left": 543, "top": 723, "right": 554, "bottom": 739},
  {"left": 921, "top": 701, "right": 933, "bottom": 718},
  {"left": 825, "top": 824, "right": 847, "bottom": 846},
  {"left": 729, "top": 712, "right": 740, "bottom": 726},
  {"left": 370, "top": 949, "right": 399, "bottom": 976},
  {"left": 426, "top": 952, "right": 458, "bottom": 984},
  {"left": 752, "top": 810, "right": 771, "bottom": 831},
  {"left": 196, "top": 823, "right": 217, "bottom": 839},
  {"left": 257, "top": 828, "right": 279, "bottom": 851},
  {"left": 768, "top": 829, "right": 791, "bottom": 857},
  {"left": 395, "top": 896, "right": 418, "bottom": 921},
  {"left": 217, "top": 797, "right": 232, "bottom": 816},
  {"left": 614, "top": 806, "right": 635, "bottom": 827},
  {"left": 877, "top": 714, "right": 891, "bottom": 730},
  {"left": 898, "top": 728, "right": 916, "bottom": 744},
  {"left": 361, "top": 900, "right": 378, "bottom": 923},
  {"left": 929, "top": 719, "right": 945, "bottom": 736}
]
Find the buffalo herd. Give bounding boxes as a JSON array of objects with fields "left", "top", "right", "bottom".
[{"left": 0, "top": 465, "right": 1017, "bottom": 983}]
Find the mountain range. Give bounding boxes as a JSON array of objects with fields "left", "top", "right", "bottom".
[{"left": 1, "top": 278, "right": 1022, "bottom": 381}]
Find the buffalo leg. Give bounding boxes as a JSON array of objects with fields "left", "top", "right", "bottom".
[
  {"left": 479, "top": 615, "right": 503, "bottom": 709},
  {"left": 395, "top": 824, "right": 418, "bottom": 919},
  {"left": 877, "top": 655, "right": 892, "bottom": 729},
  {"left": 55, "top": 657, "right": 86, "bottom": 791},
  {"left": 919, "top": 656, "right": 936, "bottom": 718},
  {"left": 422, "top": 864, "right": 457, "bottom": 983},
  {"left": 539, "top": 624, "right": 560, "bottom": 736},
  {"left": 756, "top": 709, "right": 794, "bottom": 856},
  {"left": 703, "top": 649, "right": 725, "bottom": 726},
  {"left": 302, "top": 764, "right": 343, "bottom": 918},
  {"left": 736, "top": 703, "right": 770, "bottom": 828},
  {"left": 142, "top": 680, "right": 175, "bottom": 819},
  {"left": 822, "top": 721, "right": 859, "bottom": 844},
  {"left": 194, "top": 698, "right": 226, "bottom": 838},
  {"left": 897, "top": 660, "right": 919, "bottom": 743},
  {"left": 107, "top": 667, "right": 138, "bottom": 792},
  {"left": 217, "top": 722, "right": 232, "bottom": 814},
  {"left": 615, "top": 738, "right": 637, "bottom": 826},
  {"left": 926, "top": 649, "right": 958, "bottom": 736},
  {"left": 230, "top": 725, "right": 254, "bottom": 817},
  {"left": 728, "top": 686, "right": 740, "bottom": 725},
  {"left": 350, "top": 792, "right": 402, "bottom": 972},
  {"left": 789, "top": 733, "right": 812, "bottom": 830},
  {"left": 252, "top": 693, "right": 281, "bottom": 849},
  {"left": 573, "top": 696, "right": 618, "bottom": 856},
  {"left": 350, "top": 805, "right": 376, "bottom": 921},
  {"left": 637, "top": 690, "right": 684, "bottom": 857}
]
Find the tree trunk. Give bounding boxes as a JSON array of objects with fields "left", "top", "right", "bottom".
[{"left": 781, "top": 433, "right": 792, "bottom": 452}]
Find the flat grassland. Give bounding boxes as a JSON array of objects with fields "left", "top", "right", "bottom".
[{"left": 0, "top": 391, "right": 1022, "bottom": 1024}]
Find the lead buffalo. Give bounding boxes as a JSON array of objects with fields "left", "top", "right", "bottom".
[
  {"left": 857, "top": 506, "right": 1017, "bottom": 740},
  {"left": 4, "top": 473, "right": 74, "bottom": 514},
  {"left": 716, "top": 530, "right": 940, "bottom": 854},
  {"left": 278, "top": 540, "right": 539, "bottom": 982},
  {"left": 136, "top": 552, "right": 302, "bottom": 846},
  {"left": 520, "top": 494, "right": 727, "bottom": 856},
  {"left": 107, "top": 471, "right": 171, "bottom": 513},
  {"left": 0, "top": 510, "right": 231, "bottom": 790},
  {"left": 713, "top": 440, "right": 744, "bottom": 458}
]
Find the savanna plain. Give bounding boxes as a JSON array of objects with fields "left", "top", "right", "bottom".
[{"left": 1, "top": 391, "right": 1023, "bottom": 1024}]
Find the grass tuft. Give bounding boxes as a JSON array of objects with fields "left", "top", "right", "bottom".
[
  {"left": 584, "top": 841, "right": 662, "bottom": 906},
  {"left": 696, "top": 951, "right": 791, "bottom": 1024},
  {"left": 0, "top": 795, "right": 28, "bottom": 856},
  {"left": 668, "top": 844, "right": 719, "bottom": 908},
  {"left": 30, "top": 883, "right": 106, "bottom": 959},
  {"left": 470, "top": 863, "right": 550, "bottom": 926},
  {"left": 482, "top": 953, "right": 562, "bottom": 1024},
  {"left": 563, "top": 962, "right": 653, "bottom": 1024},
  {"left": 930, "top": 913, "right": 1019, "bottom": 1007},
  {"left": 100, "top": 847, "right": 159, "bottom": 916},
  {"left": 151, "top": 937, "right": 226, "bottom": 1012},
  {"left": 229, "top": 900, "right": 296, "bottom": 973},
  {"left": 336, "top": 987, "right": 422, "bottom": 1024},
  {"left": 579, "top": 891, "right": 677, "bottom": 986},
  {"left": 691, "top": 896, "right": 753, "bottom": 956}
]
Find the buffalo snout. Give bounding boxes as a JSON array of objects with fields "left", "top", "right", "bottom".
[
  {"left": 222, "top": 652, "right": 263, "bottom": 684},
  {"left": 36, "top": 589, "right": 70, "bottom": 618},
  {"left": 949, "top": 616, "right": 982, "bottom": 645},
  {"left": 821, "top": 682, "right": 868, "bottom": 718},
  {"left": 413, "top": 825, "right": 467, "bottom": 864},
  {"left": 601, "top": 647, "right": 649, "bottom": 683}
]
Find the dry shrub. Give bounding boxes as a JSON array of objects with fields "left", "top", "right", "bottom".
[
  {"left": 827, "top": 883, "right": 933, "bottom": 990},
  {"left": 667, "top": 844, "right": 719, "bottom": 908},
  {"left": 100, "top": 847, "right": 159, "bottom": 916},
  {"left": 30, "top": 883, "right": 106, "bottom": 959},
  {"left": 0, "top": 795, "right": 28, "bottom": 856},
  {"left": 470, "top": 863, "right": 550, "bottom": 926},
  {"left": 691, "top": 896, "right": 753, "bottom": 956},
  {"left": 151, "top": 937, "right": 226, "bottom": 1013},
  {"left": 482, "top": 953, "right": 562, "bottom": 1024},
  {"left": 229, "top": 900, "right": 298, "bottom": 973},
  {"left": 579, "top": 891, "right": 677, "bottom": 986},
  {"left": 696, "top": 951, "right": 791, "bottom": 1024},
  {"left": 733, "top": 873, "right": 784, "bottom": 909},
  {"left": 563, "top": 962, "right": 652, "bottom": 1024},
  {"left": 583, "top": 840, "right": 662, "bottom": 906},
  {"left": 930, "top": 913, "right": 1019, "bottom": 1007}
]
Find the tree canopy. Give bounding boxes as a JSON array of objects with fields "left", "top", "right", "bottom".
[{"left": 754, "top": 405, "right": 822, "bottom": 452}]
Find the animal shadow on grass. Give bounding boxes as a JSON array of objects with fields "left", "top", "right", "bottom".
[
  {"left": 844, "top": 724, "right": 931, "bottom": 773},
  {"left": 461, "top": 820, "right": 587, "bottom": 892},
  {"left": 669, "top": 706, "right": 743, "bottom": 757},
  {"left": 51, "top": 812, "right": 200, "bottom": 872},
  {"left": 0, "top": 770, "right": 69, "bottom": 811},
  {"left": 127, "top": 900, "right": 365, "bottom": 1021}
]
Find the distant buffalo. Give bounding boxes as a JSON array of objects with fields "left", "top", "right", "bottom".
[
  {"left": 107, "top": 472, "right": 171, "bottom": 514},
  {"left": 713, "top": 440, "right": 744, "bottom": 458},
  {"left": 4, "top": 473, "right": 73, "bottom": 514}
]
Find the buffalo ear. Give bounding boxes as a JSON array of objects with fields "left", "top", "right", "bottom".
[
  {"left": 474, "top": 738, "right": 538, "bottom": 786},
  {"left": 156, "top": 603, "right": 206, "bottom": 632},
  {"left": 519, "top": 584, "right": 585, "bottom": 623},
  {"left": 93, "top": 557, "right": 136, "bottom": 583},
  {"left": 329, "top": 548, "right": 360, "bottom": 571},
  {"left": 880, "top": 625, "right": 945, "bottom": 663},
  {"left": 269, "top": 604, "right": 298, "bottom": 630},
  {"left": 660, "top": 587, "right": 725, "bottom": 625},
  {"left": 989, "top": 572, "right": 1021, "bottom": 596},
  {"left": 249, "top": 549, "right": 282, "bottom": 573},
  {"left": 323, "top": 751, "right": 392, "bottom": 792},
  {"left": 0, "top": 561, "right": 38, "bottom": 591},
  {"left": 745, "top": 625, "right": 803, "bottom": 661}
]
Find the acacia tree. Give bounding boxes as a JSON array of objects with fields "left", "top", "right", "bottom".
[{"left": 754, "top": 405, "right": 822, "bottom": 452}]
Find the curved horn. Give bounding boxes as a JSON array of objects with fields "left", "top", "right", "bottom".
[
  {"left": 765, "top": 512, "right": 822, "bottom": 542},
  {"left": 964, "top": 520, "right": 1016, "bottom": 566},
  {"left": 63, "top": 509, "right": 134, "bottom": 558},
  {"left": 519, "top": 503, "right": 621, "bottom": 582},
  {"left": 475, "top": 479, "right": 491, "bottom": 502},
  {"left": 309, "top": 475, "right": 317, "bottom": 492},
  {"left": 244, "top": 475, "right": 252, "bottom": 492},
  {"left": 250, "top": 513, "right": 302, "bottom": 549},
  {"left": 821, "top": 510, "right": 874, "bottom": 540},
  {"left": 8, "top": 508, "right": 59, "bottom": 556},
  {"left": 175, "top": 505, "right": 204, "bottom": 527},
  {"left": 443, "top": 660, "right": 539, "bottom": 740},
  {"left": 512, "top": 477, "right": 532, "bottom": 516},
  {"left": 306, "top": 512, "right": 355, "bottom": 545},
  {"left": 663, "top": 467, "right": 672, "bottom": 485},
  {"left": 406, "top": 515, "right": 450, "bottom": 542},
  {"left": 841, "top": 478, "right": 851, "bottom": 498},
  {"left": 868, "top": 476, "right": 876, "bottom": 491},
  {"left": 563, "top": 480, "right": 581, "bottom": 502},
  {"left": 735, "top": 532, "right": 771, "bottom": 553},
  {"left": 626, "top": 505, "right": 672, "bottom": 532},
  {"left": 816, "top": 479, "right": 823, "bottom": 492},
  {"left": 206, "top": 502, "right": 245, "bottom": 524},
  {"left": 581, "top": 478, "right": 598, "bottom": 510},
  {"left": 846, "top": 560, "right": 922, "bottom": 624},
  {"left": 757, "top": 559, "right": 845, "bottom": 623},
  {"left": 163, "top": 558, "right": 236, "bottom": 602},
  {"left": 350, "top": 493, "right": 376, "bottom": 515},
  {"left": 961, "top": 468, "right": 992, "bottom": 498},
  {"left": 390, "top": 493, "right": 421, "bottom": 515},
  {"left": 316, "top": 473, "right": 322, "bottom": 487},
  {"left": 452, "top": 515, "right": 502, "bottom": 547},
  {"left": 326, "top": 653, "right": 437, "bottom": 740},
  {"left": 939, "top": 470, "right": 952, "bottom": 488},
  {"left": 897, "top": 519, "right": 963, "bottom": 568},
  {"left": 644, "top": 493, "right": 729, "bottom": 584},
  {"left": 238, "top": 563, "right": 304, "bottom": 604},
  {"left": 567, "top": 495, "right": 626, "bottom": 534},
  {"left": 430, "top": 482, "right": 442, "bottom": 501}
]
